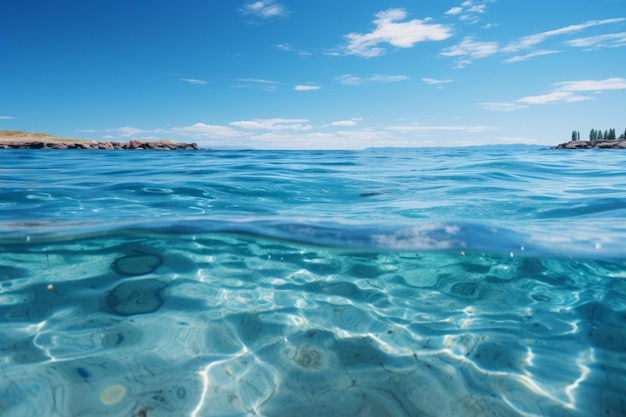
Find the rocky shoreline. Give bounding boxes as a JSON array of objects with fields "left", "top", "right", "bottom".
[
  {"left": 1, "top": 138, "right": 198, "bottom": 150},
  {"left": 555, "top": 140, "right": 626, "bottom": 149}
]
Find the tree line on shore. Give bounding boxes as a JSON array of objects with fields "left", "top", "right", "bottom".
[{"left": 571, "top": 128, "right": 626, "bottom": 142}]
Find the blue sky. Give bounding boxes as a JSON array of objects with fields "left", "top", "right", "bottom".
[{"left": 1, "top": 0, "right": 625, "bottom": 149}]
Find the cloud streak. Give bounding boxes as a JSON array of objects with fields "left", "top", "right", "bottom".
[
  {"left": 232, "top": 78, "right": 281, "bottom": 91},
  {"left": 180, "top": 78, "right": 207, "bottom": 85},
  {"left": 172, "top": 123, "right": 241, "bottom": 138},
  {"left": 445, "top": 7, "right": 463, "bottom": 16},
  {"left": 503, "top": 50, "right": 560, "bottom": 63},
  {"left": 555, "top": 78, "right": 626, "bottom": 91},
  {"left": 517, "top": 91, "right": 591, "bottom": 105},
  {"left": 294, "top": 85, "right": 321, "bottom": 91},
  {"left": 108, "top": 127, "right": 146, "bottom": 137},
  {"left": 565, "top": 32, "right": 626, "bottom": 49},
  {"left": 482, "top": 77, "right": 626, "bottom": 110},
  {"left": 329, "top": 118, "right": 362, "bottom": 127},
  {"left": 344, "top": 8, "right": 452, "bottom": 57},
  {"left": 230, "top": 118, "right": 312, "bottom": 131},
  {"left": 422, "top": 77, "right": 453, "bottom": 85},
  {"left": 502, "top": 18, "right": 626, "bottom": 53},
  {"left": 480, "top": 102, "right": 528, "bottom": 112},
  {"left": 276, "top": 43, "right": 312, "bottom": 56},
  {"left": 336, "top": 74, "right": 410, "bottom": 86},
  {"left": 440, "top": 38, "right": 499, "bottom": 67},
  {"left": 442, "top": 17, "right": 626, "bottom": 67}
]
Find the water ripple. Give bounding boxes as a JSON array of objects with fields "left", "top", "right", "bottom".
[{"left": 1, "top": 148, "right": 626, "bottom": 416}]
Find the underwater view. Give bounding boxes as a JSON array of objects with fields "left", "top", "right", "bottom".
[
  {"left": 4, "top": 0, "right": 626, "bottom": 415},
  {"left": 1, "top": 147, "right": 626, "bottom": 416}
]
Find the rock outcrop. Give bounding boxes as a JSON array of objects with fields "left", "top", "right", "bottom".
[
  {"left": 1, "top": 139, "right": 199, "bottom": 150},
  {"left": 555, "top": 140, "right": 626, "bottom": 149}
]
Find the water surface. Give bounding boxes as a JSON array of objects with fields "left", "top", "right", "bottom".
[{"left": 1, "top": 147, "right": 625, "bottom": 416}]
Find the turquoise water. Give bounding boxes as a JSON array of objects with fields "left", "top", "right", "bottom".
[{"left": 1, "top": 146, "right": 625, "bottom": 416}]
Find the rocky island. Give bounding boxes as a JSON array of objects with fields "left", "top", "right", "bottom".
[
  {"left": 556, "top": 128, "right": 626, "bottom": 149},
  {"left": 555, "top": 140, "right": 626, "bottom": 149},
  {"left": 0, "top": 130, "right": 198, "bottom": 150}
]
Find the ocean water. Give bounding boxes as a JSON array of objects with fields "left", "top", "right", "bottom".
[{"left": 1, "top": 146, "right": 625, "bottom": 417}]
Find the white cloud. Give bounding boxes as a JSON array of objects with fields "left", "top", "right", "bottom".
[
  {"left": 336, "top": 74, "right": 410, "bottom": 86},
  {"left": 422, "top": 77, "right": 453, "bottom": 85},
  {"left": 554, "top": 77, "right": 626, "bottom": 91},
  {"left": 387, "top": 124, "right": 497, "bottom": 133},
  {"left": 517, "top": 91, "right": 591, "bottom": 105},
  {"left": 0, "top": 116, "right": 15, "bottom": 120},
  {"left": 230, "top": 118, "right": 312, "bottom": 131},
  {"left": 440, "top": 37, "right": 499, "bottom": 67},
  {"left": 468, "top": 5, "right": 486, "bottom": 13},
  {"left": 276, "top": 43, "right": 312, "bottom": 56},
  {"left": 233, "top": 78, "right": 281, "bottom": 91},
  {"left": 503, "top": 49, "right": 561, "bottom": 63},
  {"left": 440, "top": 17, "right": 625, "bottom": 67},
  {"left": 336, "top": 74, "right": 371, "bottom": 85},
  {"left": 101, "top": 126, "right": 169, "bottom": 139},
  {"left": 480, "top": 102, "right": 528, "bottom": 112},
  {"left": 445, "top": 7, "right": 463, "bottom": 16},
  {"left": 116, "top": 127, "right": 146, "bottom": 137},
  {"left": 181, "top": 78, "right": 207, "bottom": 85},
  {"left": 370, "top": 74, "right": 410, "bottom": 83},
  {"left": 237, "top": 78, "right": 279, "bottom": 84},
  {"left": 241, "top": 1, "right": 287, "bottom": 19},
  {"left": 565, "top": 32, "right": 626, "bottom": 48},
  {"left": 344, "top": 8, "right": 453, "bottom": 57},
  {"left": 294, "top": 85, "right": 321, "bottom": 91},
  {"left": 330, "top": 120, "right": 358, "bottom": 127},
  {"left": 172, "top": 123, "right": 241, "bottom": 138},
  {"left": 503, "top": 18, "right": 626, "bottom": 53},
  {"left": 483, "top": 78, "right": 624, "bottom": 110},
  {"left": 440, "top": 38, "right": 499, "bottom": 58},
  {"left": 446, "top": 1, "right": 493, "bottom": 23}
]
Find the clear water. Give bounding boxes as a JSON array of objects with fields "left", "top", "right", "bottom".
[{"left": 1, "top": 146, "right": 625, "bottom": 417}]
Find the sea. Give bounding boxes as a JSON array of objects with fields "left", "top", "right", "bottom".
[{"left": 1, "top": 146, "right": 625, "bottom": 417}]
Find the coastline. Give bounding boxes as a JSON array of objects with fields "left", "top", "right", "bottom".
[
  {"left": 0, "top": 131, "right": 198, "bottom": 150},
  {"left": 555, "top": 139, "right": 626, "bottom": 149}
]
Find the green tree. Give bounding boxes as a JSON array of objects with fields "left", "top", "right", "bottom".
[
  {"left": 571, "top": 130, "right": 577, "bottom": 141},
  {"left": 609, "top": 128, "right": 616, "bottom": 140},
  {"left": 590, "top": 129, "right": 597, "bottom": 140}
]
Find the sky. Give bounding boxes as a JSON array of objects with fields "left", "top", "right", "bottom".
[{"left": 1, "top": 0, "right": 625, "bottom": 149}]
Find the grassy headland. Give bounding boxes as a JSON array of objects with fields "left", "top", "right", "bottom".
[{"left": 0, "top": 130, "right": 91, "bottom": 143}]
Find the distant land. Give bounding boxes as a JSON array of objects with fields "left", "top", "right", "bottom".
[
  {"left": 7, "top": 129, "right": 626, "bottom": 151},
  {"left": 365, "top": 144, "right": 548, "bottom": 151},
  {"left": 0, "top": 130, "right": 198, "bottom": 150},
  {"left": 557, "top": 128, "right": 626, "bottom": 149},
  {"left": 555, "top": 140, "right": 626, "bottom": 149}
]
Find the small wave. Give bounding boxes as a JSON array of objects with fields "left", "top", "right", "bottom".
[{"left": 1, "top": 217, "right": 623, "bottom": 259}]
